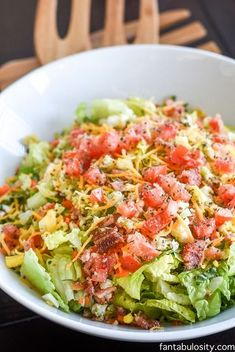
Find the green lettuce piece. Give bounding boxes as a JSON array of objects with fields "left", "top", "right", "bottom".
[
  {"left": 126, "top": 97, "right": 156, "bottom": 116},
  {"left": 155, "top": 279, "right": 191, "bottom": 306},
  {"left": 144, "top": 254, "right": 179, "bottom": 282},
  {"left": 69, "top": 300, "right": 83, "bottom": 313},
  {"left": 22, "top": 141, "right": 50, "bottom": 168},
  {"left": 144, "top": 299, "right": 195, "bottom": 323},
  {"left": 43, "top": 231, "right": 68, "bottom": 250},
  {"left": 112, "top": 290, "right": 137, "bottom": 311},
  {"left": 21, "top": 249, "right": 69, "bottom": 311},
  {"left": 91, "top": 99, "right": 134, "bottom": 120},
  {"left": 116, "top": 268, "right": 145, "bottom": 300},
  {"left": 21, "top": 249, "right": 55, "bottom": 294},
  {"left": 37, "top": 179, "right": 56, "bottom": 200},
  {"left": 116, "top": 254, "right": 178, "bottom": 300},
  {"left": 207, "top": 291, "right": 221, "bottom": 317},
  {"left": 27, "top": 192, "right": 47, "bottom": 210},
  {"left": 43, "top": 228, "right": 81, "bottom": 251},
  {"left": 228, "top": 243, "right": 235, "bottom": 276},
  {"left": 194, "top": 300, "right": 208, "bottom": 320},
  {"left": 47, "top": 254, "right": 82, "bottom": 304},
  {"left": 75, "top": 102, "right": 88, "bottom": 124},
  {"left": 19, "top": 173, "right": 31, "bottom": 190},
  {"left": 179, "top": 269, "right": 229, "bottom": 320}
]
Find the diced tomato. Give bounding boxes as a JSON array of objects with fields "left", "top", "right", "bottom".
[
  {"left": 164, "top": 199, "right": 178, "bottom": 217},
  {"left": 119, "top": 255, "right": 141, "bottom": 272},
  {"left": 0, "top": 184, "right": 10, "bottom": 197},
  {"left": 50, "top": 139, "right": 59, "bottom": 148},
  {"left": 117, "top": 200, "right": 138, "bottom": 218},
  {"left": 209, "top": 115, "right": 224, "bottom": 134},
  {"left": 84, "top": 167, "right": 106, "bottom": 185},
  {"left": 218, "top": 184, "right": 235, "bottom": 208},
  {"left": 213, "top": 157, "right": 234, "bottom": 174},
  {"left": 163, "top": 102, "right": 184, "bottom": 118},
  {"left": 115, "top": 267, "right": 130, "bottom": 278},
  {"left": 141, "top": 213, "right": 169, "bottom": 239},
  {"left": 90, "top": 188, "right": 104, "bottom": 203},
  {"left": 215, "top": 208, "right": 233, "bottom": 227},
  {"left": 212, "top": 135, "right": 229, "bottom": 144},
  {"left": 111, "top": 180, "right": 124, "bottom": 191},
  {"left": 126, "top": 232, "right": 159, "bottom": 261},
  {"left": 155, "top": 122, "right": 178, "bottom": 141},
  {"left": 117, "top": 121, "right": 153, "bottom": 152},
  {"left": 97, "top": 131, "right": 120, "bottom": 155},
  {"left": 3, "top": 224, "right": 19, "bottom": 251},
  {"left": 204, "top": 246, "right": 223, "bottom": 261},
  {"left": 192, "top": 217, "right": 216, "bottom": 239},
  {"left": 69, "top": 128, "right": 86, "bottom": 148},
  {"left": 63, "top": 150, "right": 84, "bottom": 177},
  {"left": 178, "top": 169, "right": 201, "bottom": 187},
  {"left": 133, "top": 121, "right": 153, "bottom": 144},
  {"left": 62, "top": 199, "right": 74, "bottom": 209},
  {"left": 168, "top": 145, "right": 204, "bottom": 170},
  {"left": 24, "top": 234, "right": 43, "bottom": 251},
  {"left": 143, "top": 165, "right": 168, "bottom": 183},
  {"left": 157, "top": 175, "right": 191, "bottom": 202},
  {"left": 141, "top": 183, "right": 166, "bottom": 208},
  {"left": 31, "top": 179, "right": 37, "bottom": 188}
]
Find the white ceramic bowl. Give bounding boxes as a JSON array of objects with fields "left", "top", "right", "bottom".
[{"left": 1, "top": 45, "right": 235, "bottom": 342}]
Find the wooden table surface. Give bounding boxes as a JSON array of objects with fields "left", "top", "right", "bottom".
[{"left": 1, "top": 0, "right": 235, "bottom": 350}]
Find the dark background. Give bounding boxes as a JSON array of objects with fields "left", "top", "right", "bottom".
[{"left": 1, "top": 0, "right": 235, "bottom": 350}]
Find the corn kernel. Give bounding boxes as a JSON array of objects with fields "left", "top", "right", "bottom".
[{"left": 123, "top": 313, "right": 134, "bottom": 324}]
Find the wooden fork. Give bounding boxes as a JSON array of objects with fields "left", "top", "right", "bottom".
[{"left": 34, "top": 0, "right": 91, "bottom": 65}]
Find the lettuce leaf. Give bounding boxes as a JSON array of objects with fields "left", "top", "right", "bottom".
[
  {"left": 21, "top": 249, "right": 55, "bottom": 294},
  {"left": 228, "top": 243, "right": 235, "bottom": 276},
  {"left": 144, "top": 254, "right": 179, "bottom": 282},
  {"left": 91, "top": 99, "right": 134, "bottom": 120},
  {"left": 179, "top": 268, "right": 229, "bottom": 320},
  {"left": 47, "top": 254, "right": 82, "bottom": 304},
  {"left": 126, "top": 97, "right": 156, "bottom": 116},
  {"left": 43, "top": 228, "right": 81, "bottom": 251},
  {"left": 21, "top": 141, "right": 50, "bottom": 168},
  {"left": 144, "top": 299, "right": 195, "bottom": 323},
  {"left": 116, "top": 269, "right": 145, "bottom": 300},
  {"left": 155, "top": 279, "right": 191, "bottom": 306},
  {"left": 21, "top": 249, "right": 69, "bottom": 311}
]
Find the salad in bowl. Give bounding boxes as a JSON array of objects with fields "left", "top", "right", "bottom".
[{"left": 0, "top": 96, "right": 235, "bottom": 330}]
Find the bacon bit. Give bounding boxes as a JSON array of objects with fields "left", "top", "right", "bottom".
[
  {"left": 2, "top": 224, "right": 20, "bottom": 252},
  {"left": 172, "top": 320, "right": 182, "bottom": 326},
  {"left": 62, "top": 199, "right": 74, "bottom": 210},
  {"left": 182, "top": 241, "right": 205, "bottom": 270},
  {"left": 94, "top": 286, "right": 116, "bottom": 304},
  {"left": 134, "top": 314, "right": 160, "bottom": 330},
  {"left": 93, "top": 227, "right": 124, "bottom": 254}
]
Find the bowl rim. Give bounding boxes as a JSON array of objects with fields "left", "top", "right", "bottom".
[{"left": 1, "top": 44, "right": 235, "bottom": 342}]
